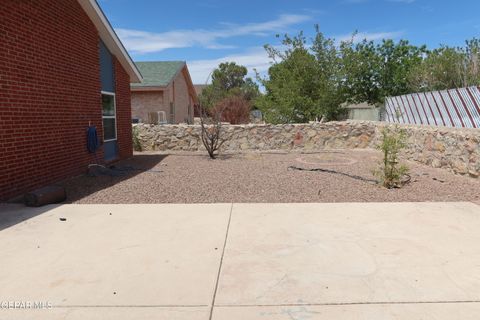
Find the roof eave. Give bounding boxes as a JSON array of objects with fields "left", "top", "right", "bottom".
[
  {"left": 77, "top": 0, "right": 143, "bottom": 83},
  {"left": 131, "top": 86, "right": 168, "bottom": 92},
  {"left": 181, "top": 65, "right": 199, "bottom": 105}
]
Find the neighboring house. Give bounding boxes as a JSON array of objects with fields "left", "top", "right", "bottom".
[
  {"left": 131, "top": 62, "right": 198, "bottom": 124},
  {"left": 0, "top": 0, "right": 142, "bottom": 201},
  {"left": 193, "top": 84, "right": 208, "bottom": 117},
  {"left": 345, "top": 103, "right": 382, "bottom": 121}
]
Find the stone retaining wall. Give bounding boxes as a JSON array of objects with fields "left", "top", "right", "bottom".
[{"left": 134, "top": 121, "right": 480, "bottom": 178}]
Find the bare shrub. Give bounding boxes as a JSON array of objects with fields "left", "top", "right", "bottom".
[
  {"left": 199, "top": 105, "right": 225, "bottom": 159},
  {"left": 213, "top": 96, "right": 251, "bottom": 124}
]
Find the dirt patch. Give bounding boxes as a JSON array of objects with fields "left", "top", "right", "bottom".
[{"left": 62, "top": 150, "right": 480, "bottom": 204}]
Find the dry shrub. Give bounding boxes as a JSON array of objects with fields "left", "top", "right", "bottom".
[
  {"left": 199, "top": 105, "right": 224, "bottom": 159},
  {"left": 213, "top": 96, "right": 251, "bottom": 124}
]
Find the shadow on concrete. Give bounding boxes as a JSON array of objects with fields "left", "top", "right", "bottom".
[
  {"left": 0, "top": 204, "right": 61, "bottom": 232},
  {"left": 61, "top": 154, "right": 168, "bottom": 203},
  {"left": 0, "top": 154, "right": 167, "bottom": 231}
]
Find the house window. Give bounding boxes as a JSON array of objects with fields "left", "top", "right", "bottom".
[{"left": 102, "top": 92, "right": 117, "bottom": 141}]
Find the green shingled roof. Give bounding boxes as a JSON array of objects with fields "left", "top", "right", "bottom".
[{"left": 131, "top": 61, "right": 185, "bottom": 87}]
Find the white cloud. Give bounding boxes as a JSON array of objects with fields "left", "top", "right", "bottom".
[
  {"left": 336, "top": 31, "right": 404, "bottom": 43},
  {"left": 187, "top": 47, "right": 272, "bottom": 84},
  {"left": 116, "top": 14, "right": 311, "bottom": 54}
]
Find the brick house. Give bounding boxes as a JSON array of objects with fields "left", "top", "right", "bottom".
[
  {"left": 0, "top": 0, "right": 142, "bottom": 201},
  {"left": 131, "top": 62, "right": 198, "bottom": 124}
]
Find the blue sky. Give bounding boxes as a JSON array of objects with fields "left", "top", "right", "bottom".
[{"left": 99, "top": 0, "right": 480, "bottom": 84}]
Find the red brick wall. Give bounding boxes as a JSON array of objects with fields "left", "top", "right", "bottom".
[{"left": 0, "top": 0, "right": 132, "bottom": 201}]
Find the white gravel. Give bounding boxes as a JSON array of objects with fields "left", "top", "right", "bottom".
[{"left": 63, "top": 150, "right": 480, "bottom": 204}]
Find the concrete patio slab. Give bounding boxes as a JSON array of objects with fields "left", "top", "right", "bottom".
[
  {"left": 0, "top": 204, "right": 231, "bottom": 307},
  {"left": 1, "top": 202, "right": 480, "bottom": 319},
  {"left": 215, "top": 202, "right": 480, "bottom": 306},
  {"left": 211, "top": 303, "right": 480, "bottom": 319},
  {"left": 0, "top": 307, "right": 210, "bottom": 320}
]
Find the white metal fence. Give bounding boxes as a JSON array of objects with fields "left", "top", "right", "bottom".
[{"left": 385, "top": 86, "right": 480, "bottom": 128}]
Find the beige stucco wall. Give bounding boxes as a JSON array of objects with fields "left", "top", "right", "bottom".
[
  {"left": 172, "top": 70, "right": 193, "bottom": 124},
  {"left": 131, "top": 91, "right": 167, "bottom": 123},
  {"left": 131, "top": 68, "right": 194, "bottom": 124},
  {"left": 348, "top": 108, "right": 381, "bottom": 121}
]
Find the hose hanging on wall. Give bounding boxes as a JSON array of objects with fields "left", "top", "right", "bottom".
[
  {"left": 85, "top": 124, "right": 162, "bottom": 177},
  {"left": 87, "top": 124, "right": 105, "bottom": 172},
  {"left": 87, "top": 125, "right": 100, "bottom": 153}
]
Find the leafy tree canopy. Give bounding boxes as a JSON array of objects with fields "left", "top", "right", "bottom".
[
  {"left": 257, "top": 26, "right": 480, "bottom": 124},
  {"left": 409, "top": 39, "right": 480, "bottom": 91},
  {"left": 257, "top": 27, "right": 346, "bottom": 124},
  {"left": 199, "top": 62, "right": 259, "bottom": 110},
  {"left": 341, "top": 37, "right": 427, "bottom": 105}
]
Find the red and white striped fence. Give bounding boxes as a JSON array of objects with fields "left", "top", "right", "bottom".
[{"left": 385, "top": 86, "right": 480, "bottom": 128}]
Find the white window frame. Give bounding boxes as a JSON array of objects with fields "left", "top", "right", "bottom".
[{"left": 101, "top": 91, "right": 117, "bottom": 142}]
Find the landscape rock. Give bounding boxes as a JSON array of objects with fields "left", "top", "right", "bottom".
[{"left": 133, "top": 121, "right": 480, "bottom": 178}]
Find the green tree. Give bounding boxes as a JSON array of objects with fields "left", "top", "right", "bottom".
[
  {"left": 257, "top": 28, "right": 346, "bottom": 124},
  {"left": 464, "top": 38, "right": 480, "bottom": 86},
  {"left": 311, "top": 27, "right": 347, "bottom": 120},
  {"left": 199, "top": 62, "right": 259, "bottom": 109},
  {"left": 340, "top": 38, "right": 382, "bottom": 105},
  {"left": 341, "top": 37, "right": 426, "bottom": 105},
  {"left": 257, "top": 28, "right": 480, "bottom": 124},
  {"left": 378, "top": 40, "right": 426, "bottom": 97},
  {"left": 409, "top": 39, "right": 480, "bottom": 91}
]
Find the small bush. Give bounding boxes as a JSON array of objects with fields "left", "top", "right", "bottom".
[
  {"left": 132, "top": 125, "right": 142, "bottom": 152},
  {"left": 373, "top": 125, "right": 409, "bottom": 188},
  {"left": 213, "top": 96, "right": 251, "bottom": 124}
]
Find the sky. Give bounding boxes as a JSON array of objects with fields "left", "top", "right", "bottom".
[{"left": 99, "top": 0, "right": 480, "bottom": 84}]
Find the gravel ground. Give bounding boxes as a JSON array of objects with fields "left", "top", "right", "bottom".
[{"left": 63, "top": 150, "right": 480, "bottom": 204}]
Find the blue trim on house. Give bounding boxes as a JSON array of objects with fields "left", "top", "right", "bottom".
[{"left": 100, "top": 40, "right": 115, "bottom": 92}]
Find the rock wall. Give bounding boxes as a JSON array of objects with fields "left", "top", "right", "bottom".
[
  {"left": 134, "top": 121, "right": 480, "bottom": 178},
  {"left": 399, "top": 124, "right": 479, "bottom": 177}
]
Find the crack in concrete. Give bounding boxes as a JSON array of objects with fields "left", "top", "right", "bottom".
[
  {"left": 208, "top": 203, "right": 234, "bottom": 320},
  {"left": 213, "top": 300, "right": 480, "bottom": 308}
]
